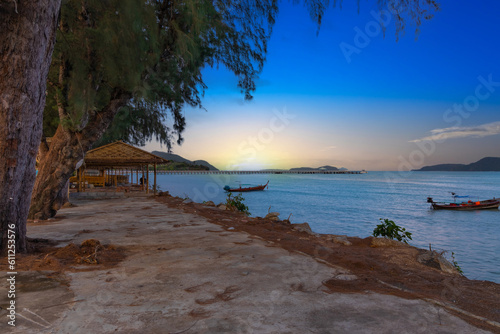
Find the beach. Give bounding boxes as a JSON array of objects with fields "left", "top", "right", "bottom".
[{"left": 0, "top": 193, "right": 499, "bottom": 333}]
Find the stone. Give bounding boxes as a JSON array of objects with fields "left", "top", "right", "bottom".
[
  {"left": 371, "top": 237, "right": 406, "bottom": 247},
  {"left": 332, "top": 274, "right": 358, "bottom": 281},
  {"left": 217, "top": 204, "right": 227, "bottom": 210},
  {"left": 265, "top": 212, "right": 280, "bottom": 221},
  {"left": 183, "top": 199, "right": 193, "bottom": 204},
  {"left": 417, "top": 250, "right": 459, "bottom": 275},
  {"left": 203, "top": 200, "right": 216, "bottom": 207},
  {"left": 327, "top": 235, "right": 352, "bottom": 246},
  {"left": 292, "top": 222, "right": 313, "bottom": 234},
  {"left": 62, "top": 202, "right": 77, "bottom": 209}
]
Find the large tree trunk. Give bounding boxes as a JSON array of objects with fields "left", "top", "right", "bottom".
[
  {"left": 29, "top": 91, "right": 131, "bottom": 220},
  {"left": 0, "top": 0, "right": 61, "bottom": 254}
]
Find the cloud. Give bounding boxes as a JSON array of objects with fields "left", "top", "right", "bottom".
[
  {"left": 410, "top": 121, "right": 500, "bottom": 143},
  {"left": 320, "top": 145, "right": 337, "bottom": 151}
]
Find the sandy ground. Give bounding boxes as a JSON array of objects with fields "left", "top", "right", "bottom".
[{"left": 0, "top": 194, "right": 498, "bottom": 333}]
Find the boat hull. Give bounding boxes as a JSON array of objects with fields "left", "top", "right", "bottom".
[
  {"left": 224, "top": 181, "right": 269, "bottom": 192},
  {"left": 431, "top": 199, "right": 500, "bottom": 211}
]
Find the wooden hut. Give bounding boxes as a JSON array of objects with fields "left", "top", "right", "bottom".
[{"left": 73, "top": 141, "right": 169, "bottom": 195}]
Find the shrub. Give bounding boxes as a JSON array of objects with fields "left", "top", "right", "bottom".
[
  {"left": 373, "top": 218, "right": 412, "bottom": 244},
  {"left": 225, "top": 193, "right": 250, "bottom": 215}
]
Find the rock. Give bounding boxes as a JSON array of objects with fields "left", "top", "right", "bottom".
[
  {"left": 62, "top": 202, "right": 77, "bottom": 209},
  {"left": 265, "top": 212, "right": 280, "bottom": 221},
  {"left": 417, "top": 250, "right": 459, "bottom": 275},
  {"left": 327, "top": 235, "right": 352, "bottom": 246},
  {"left": 332, "top": 274, "right": 358, "bottom": 281},
  {"left": 217, "top": 204, "right": 227, "bottom": 210},
  {"left": 183, "top": 199, "right": 193, "bottom": 204},
  {"left": 292, "top": 222, "right": 313, "bottom": 234},
  {"left": 371, "top": 237, "right": 406, "bottom": 247},
  {"left": 158, "top": 191, "right": 170, "bottom": 197},
  {"left": 203, "top": 200, "right": 215, "bottom": 207}
]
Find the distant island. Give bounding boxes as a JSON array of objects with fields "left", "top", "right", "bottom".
[
  {"left": 148, "top": 155, "right": 353, "bottom": 172},
  {"left": 414, "top": 157, "right": 500, "bottom": 171},
  {"left": 289, "top": 165, "right": 343, "bottom": 172},
  {"left": 152, "top": 151, "right": 219, "bottom": 171}
]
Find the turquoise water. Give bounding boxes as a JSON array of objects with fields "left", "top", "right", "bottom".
[{"left": 154, "top": 171, "right": 500, "bottom": 283}]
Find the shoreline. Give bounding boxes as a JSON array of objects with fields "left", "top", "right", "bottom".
[
  {"left": 155, "top": 171, "right": 500, "bottom": 283},
  {"left": 0, "top": 193, "right": 499, "bottom": 332},
  {"left": 156, "top": 192, "right": 500, "bottom": 332}
]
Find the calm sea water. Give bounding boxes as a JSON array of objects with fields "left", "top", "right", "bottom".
[{"left": 154, "top": 171, "right": 500, "bottom": 283}]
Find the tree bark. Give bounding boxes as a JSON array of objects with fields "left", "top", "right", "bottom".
[
  {"left": 0, "top": 0, "right": 61, "bottom": 254},
  {"left": 29, "top": 90, "right": 131, "bottom": 220}
]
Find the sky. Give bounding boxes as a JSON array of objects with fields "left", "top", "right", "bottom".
[{"left": 145, "top": 0, "right": 500, "bottom": 171}]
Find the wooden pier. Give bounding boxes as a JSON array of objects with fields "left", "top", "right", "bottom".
[{"left": 156, "top": 170, "right": 366, "bottom": 175}]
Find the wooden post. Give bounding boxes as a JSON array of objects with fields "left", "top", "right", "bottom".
[
  {"left": 141, "top": 165, "right": 145, "bottom": 192},
  {"left": 146, "top": 164, "right": 149, "bottom": 194},
  {"left": 82, "top": 168, "right": 86, "bottom": 192},
  {"left": 154, "top": 162, "right": 157, "bottom": 196},
  {"left": 77, "top": 167, "right": 81, "bottom": 192}
]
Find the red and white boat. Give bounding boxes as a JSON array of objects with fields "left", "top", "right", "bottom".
[
  {"left": 427, "top": 196, "right": 499, "bottom": 211},
  {"left": 224, "top": 181, "right": 269, "bottom": 192}
]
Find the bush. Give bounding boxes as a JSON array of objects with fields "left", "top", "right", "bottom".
[
  {"left": 373, "top": 218, "right": 412, "bottom": 244},
  {"left": 225, "top": 193, "right": 250, "bottom": 215}
]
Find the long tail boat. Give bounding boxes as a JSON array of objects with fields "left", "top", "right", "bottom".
[
  {"left": 427, "top": 196, "right": 500, "bottom": 210},
  {"left": 224, "top": 181, "right": 269, "bottom": 192}
]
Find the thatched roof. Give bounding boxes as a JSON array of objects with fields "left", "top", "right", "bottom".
[{"left": 83, "top": 141, "right": 169, "bottom": 168}]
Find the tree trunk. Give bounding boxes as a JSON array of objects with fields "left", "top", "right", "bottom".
[
  {"left": 0, "top": 0, "right": 61, "bottom": 254},
  {"left": 29, "top": 91, "right": 131, "bottom": 220}
]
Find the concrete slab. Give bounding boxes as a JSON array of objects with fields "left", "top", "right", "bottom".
[{"left": 0, "top": 197, "right": 491, "bottom": 333}]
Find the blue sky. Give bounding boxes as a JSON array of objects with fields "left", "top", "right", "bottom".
[{"left": 145, "top": 0, "right": 500, "bottom": 171}]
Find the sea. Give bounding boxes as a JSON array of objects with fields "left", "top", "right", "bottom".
[{"left": 153, "top": 171, "right": 500, "bottom": 283}]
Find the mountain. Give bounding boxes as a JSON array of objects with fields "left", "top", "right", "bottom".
[
  {"left": 414, "top": 157, "right": 500, "bottom": 171},
  {"left": 192, "top": 160, "right": 219, "bottom": 171},
  {"left": 151, "top": 151, "right": 219, "bottom": 171},
  {"left": 152, "top": 152, "right": 191, "bottom": 164},
  {"left": 290, "top": 165, "right": 339, "bottom": 171}
]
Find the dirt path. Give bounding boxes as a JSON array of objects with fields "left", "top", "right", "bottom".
[
  {"left": 157, "top": 194, "right": 500, "bottom": 333},
  {"left": 0, "top": 194, "right": 498, "bottom": 333}
]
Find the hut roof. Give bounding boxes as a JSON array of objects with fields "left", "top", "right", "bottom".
[{"left": 83, "top": 141, "right": 169, "bottom": 167}]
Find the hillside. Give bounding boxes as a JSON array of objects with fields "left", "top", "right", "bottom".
[
  {"left": 152, "top": 151, "right": 219, "bottom": 171},
  {"left": 414, "top": 157, "right": 500, "bottom": 171}
]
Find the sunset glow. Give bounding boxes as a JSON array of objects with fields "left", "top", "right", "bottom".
[{"left": 146, "top": 0, "right": 500, "bottom": 171}]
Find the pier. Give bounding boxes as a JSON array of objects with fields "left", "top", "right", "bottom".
[{"left": 156, "top": 170, "right": 366, "bottom": 175}]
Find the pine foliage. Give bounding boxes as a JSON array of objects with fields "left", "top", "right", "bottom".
[
  {"left": 45, "top": 0, "right": 158, "bottom": 133},
  {"left": 44, "top": 0, "right": 438, "bottom": 149},
  {"left": 44, "top": 0, "right": 278, "bottom": 150}
]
